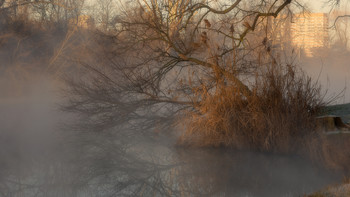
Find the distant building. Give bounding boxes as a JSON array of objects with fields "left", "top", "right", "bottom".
[
  {"left": 290, "top": 13, "right": 329, "bottom": 57},
  {"left": 272, "top": 13, "right": 329, "bottom": 57}
]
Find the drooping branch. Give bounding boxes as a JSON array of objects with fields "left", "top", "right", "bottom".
[
  {"left": 330, "top": 14, "right": 350, "bottom": 29},
  {"left": 178, "top": 54, "right": 252, "bottom": 97},
  {"left": 238, "top": 0, "right": 292, "bottom": 46},
  {"left": 112, "top": 0, "right": 303, "bottom": 110},
  {"left": 191, "top": 0, "right": 243, "bottom": 15}
]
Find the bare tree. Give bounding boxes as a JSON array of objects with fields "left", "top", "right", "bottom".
[
  {"left": 327, "top": 0, "right": 350, "bottom": 28},
  {"left": 91, "top": 0, "right": 118, "bottom": 31},
  {"left": 0, "top": 0, "right": 85, "bottom": 23},
  {"left": 62, "top": 0, "right": 329, "bottom": 152}
]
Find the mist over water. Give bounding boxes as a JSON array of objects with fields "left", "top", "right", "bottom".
[
  {"left": 0, "top": 3, "right": 349, "bottom": 195},
  {"left": 0, "top": 74, "right": 343, "bottom": 196},
  {"left": 302, "top": 49, "right": 350, "bottom": 104}
]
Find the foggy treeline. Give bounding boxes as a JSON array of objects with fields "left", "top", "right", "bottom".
[{"left": 1, "top": 0, "right": 350, "bottom": 196}]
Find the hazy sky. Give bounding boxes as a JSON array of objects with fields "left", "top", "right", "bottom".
[
  {"left": 84, "top": 0, "right": 348, "bottom": 13},
  {"left": 308, "top": 1, "right": 331, "bottom": 12},
  {"left": 306, "top": 0, "right": 350, "bottom": 13}
]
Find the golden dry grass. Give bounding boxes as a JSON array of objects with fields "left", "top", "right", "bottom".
[
  {"left": 307, "top": 182, "right": 350, "bottom": 197},
  {"left": 325, "top": 134, "right": 350, "bottom": 172},
  {"left": 178, "top": 61, "right": 343, "bottom": 167}
]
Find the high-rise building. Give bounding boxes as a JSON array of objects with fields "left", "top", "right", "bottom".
[
  {"left": 290, "top": 13, "right": 329, "bottom": 57},
  {"left": 271, "top": 13, "right": 329, "bottom": 57}
]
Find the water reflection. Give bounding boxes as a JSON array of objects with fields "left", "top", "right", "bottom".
[
  {"left": 172, "top": 148, "right": 340, "bottom": 197},
  {"left": 0, "top": 81, "right": 343, "bottom": 197}
]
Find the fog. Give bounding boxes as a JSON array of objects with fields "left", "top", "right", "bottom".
[
  {"left": 0, "top": 74, "right": 343, "bottom": 196},
  {"left": 0, "top": 35, "right": 347, "bottom": 197},
  {"left": 1, "top": 1, "right": 349, "bottom": 195},
  {"left": 303, "top": 50, "right": 350, "bottom": 104}
]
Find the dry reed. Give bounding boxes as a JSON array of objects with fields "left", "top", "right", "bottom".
[{"left": 178, "top": 60, "right": 337, "bottom": 166}]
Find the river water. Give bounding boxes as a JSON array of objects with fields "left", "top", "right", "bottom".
[{"left": 0, "top": 77, "right": 342, "bottom": 197}]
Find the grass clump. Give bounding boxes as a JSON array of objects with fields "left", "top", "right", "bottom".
[{"left": 179, "top": 62, "right": 330, "bottom": 160}]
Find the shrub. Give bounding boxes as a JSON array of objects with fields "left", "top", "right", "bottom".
[{"left": 179, "top": 61, "right": 326, "bottom": 156}]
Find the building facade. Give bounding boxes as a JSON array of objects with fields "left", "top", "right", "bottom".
[{"left": 290, "top": 13, "right": 329, "bottom": 57}]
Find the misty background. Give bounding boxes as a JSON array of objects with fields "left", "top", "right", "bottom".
[
  {"left": 1, "top": 0, "right": 350, "bottom": 196},
  {"left": 0, "top": 29, "right": 346, "bottom": 197}
]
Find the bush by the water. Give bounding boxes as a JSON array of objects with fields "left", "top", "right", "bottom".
[{"left": 179, "top": 62, "right": 346, "bottom": 169}]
